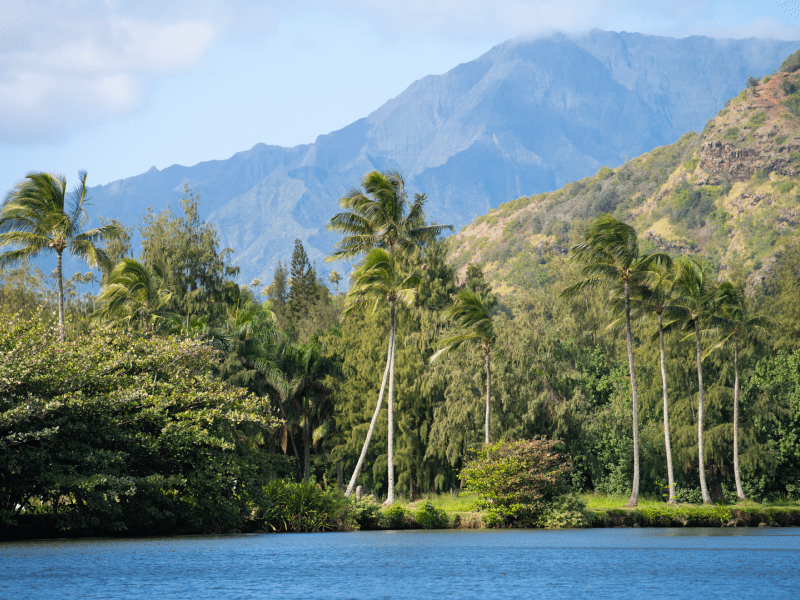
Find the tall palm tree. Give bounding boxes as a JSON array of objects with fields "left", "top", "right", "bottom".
[
  {"left": 430, "top": 289, "right": 496, "bottom": 444},
  {"left": 633, "top": 263, "right": 679, "bottom": 503},
  {"left": 670, "top": 257, "right": 716, "bottom": 504},
  {"left": 0, "top": 171, "right": 121, "bottom": 341},
  {"left": 327, "top": 170, "right": 452, "bottom": 261},
  {"left": 561, "top": 214, "right": 670, "bottom": 507},
  {"left": 94, "top": 258, "right": 177, "bottom": 332},
  {"left": 708, "top": 280, "right": 773, "bottom": 501},
  {"left": 327, "top": 169, "right": 450, "bottom": 503},
  {"left": 342, "top": 248, "right": 420, "bottom": 503}
]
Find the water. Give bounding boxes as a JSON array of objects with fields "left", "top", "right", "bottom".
[{"left": 1, "top": 528, "right": 798, "bottom": 599}]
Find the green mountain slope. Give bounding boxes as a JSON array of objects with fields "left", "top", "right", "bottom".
[{"left": 449, "top": 70, "right": 800, "bottom": 295}]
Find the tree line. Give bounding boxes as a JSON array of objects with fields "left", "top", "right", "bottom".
[{"left": 1, "top": 168, "right": 799, "bottom": 533}]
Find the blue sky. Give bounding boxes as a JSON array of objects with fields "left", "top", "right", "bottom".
[{"left": 1, "top": 0, "right": 799, "bottom": 197}]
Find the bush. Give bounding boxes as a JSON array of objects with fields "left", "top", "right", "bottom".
[
  {"left": 539, "top": 494, "right": 592, "bottom": 528},
  {"left": 257, "top": 480, "right": 347, "bottom": 532},
  {"left": 780, "top": 49, "right": 800, "bottom": 73},
  {"left": 383, "top": 505, "right": 410, "bottom": 529},
  {"left": 345, "top": 496, "right": 383, "bottom": 530},
  {"left": 460, "top": 437, "right": 573, "bottom": 526},
  {"left": 414, "top": 502, "right": 449, "bottom": 529}
]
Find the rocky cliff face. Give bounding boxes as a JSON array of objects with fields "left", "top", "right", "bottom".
[{"left": 86, "top": 32, "right": 797, "bottom": 285}]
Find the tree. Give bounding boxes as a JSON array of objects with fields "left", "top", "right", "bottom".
[
  {"left": 670, "top": 257, "right": 716, "bottom": 504},
  {"left": 709, "top": 280, "right": 773, "bottom": 501},
  {"left": 139, "top": 182, "right": 239, "bottom": 325},
  {"left": 342, "top": 248, "right": 419, "bottom": 503},
  {"left": 94, "top": 258, "right": 177, "bottom": 332},
  {"left": 431, "top": 289, "right": 496, "bottom": 444},
  {"left": 288, "top": 238, "right": 320, "bottom": 329},
  {"left": 633, "top": 263, "right": 679, "bottom": 502},
  {"left": 328, "top": 270, "right": 342, "bottom": 295},
  {"left": 0, "top": 171, "right": 121, "bottom": 341},
  {"left": 561, "top": 214, "right": 670, "bottom": 507},
  {"left": 327, "top": 170, "right": 451, "bottom": 503}
]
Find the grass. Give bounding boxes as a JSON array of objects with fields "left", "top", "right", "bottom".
[
  {"left": 582, "top": 492, "right": 800, "bottom": 510},
  {"left": 388, "top": 492, "right": 480, "bottom": 513}
]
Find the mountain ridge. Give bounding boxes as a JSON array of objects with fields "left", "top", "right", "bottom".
[{"left": 84, "top": 31, "right": 798, "bottom": 284}]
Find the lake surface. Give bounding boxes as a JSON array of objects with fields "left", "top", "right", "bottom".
[{"left": 2, "top": 528, "right": 798, "bottom": 599}]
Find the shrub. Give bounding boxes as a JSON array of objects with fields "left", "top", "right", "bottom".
[
  {"left": 383, "top": 505, "right": 409, "bottom": 529},
  {"left": 460, "top": 437, "right": 573, "bottom": 526},
  {"left": 414, "top": 502, "right": 449, "bottom": 529},
  {"left": 724, "top": 127, "right": 740, "bottom": 140},
  {"left": 345, "top": 496, "right": 383, "bottom": 530},
  {"left": 780, "top": 49, "right": 800, "bottom": 73},
  {"left": 539, "top": 494, "right": 592, "bottom": 528},
  {"left": 257, "top": 480, "right": 347, "bottom": 532}
]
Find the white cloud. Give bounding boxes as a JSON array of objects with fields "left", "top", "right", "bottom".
[{"left": 0, "top": 1, "right": 272, "bottom": 145}]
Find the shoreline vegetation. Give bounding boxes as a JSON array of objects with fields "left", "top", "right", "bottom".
[{"left": 5, "top": 490, "right": 799, "bottom": 541}]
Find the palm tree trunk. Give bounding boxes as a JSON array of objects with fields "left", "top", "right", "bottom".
[
  {"left": 57, "top": 249, "right": 65, "bottom": 342},
  {"left": 344, "top": 335, "right": 393, "bottom": 497},
  {"left": 733, "top": 335, "right": 746, "bottom": 501},
  {"left": 695, "top": 319, "right": 712, "bottom": 504},
  {"left": 303, "top": 406, "right": 311, "bottom": 483},
  {"left": 658, "top": 313, "right": 676, "bottom": 503},
  {"left": 624, "top": 280, "right": 640, "bottom": 508},
  {"left": 484, "top": 347, "right": 491, "bottom": 445},
  {"left": 385, "top": 300, "right": 397, "bottom": 505}
]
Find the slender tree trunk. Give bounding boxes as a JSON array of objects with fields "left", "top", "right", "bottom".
[
  {"left": 303, "top": 406, "right": 311, "bottom": 483},
  {"left": 484, "top": 347, "right": 491, "bottom": 445},
  {"left": 624, "top": 280, "right": 640, "bottom": 508},
  {"left": 344, "top": 336, "right": 393, "bottom": 497},
  {"left": 57, "top": 249, "right": 65, "bottom": 342},
  {"left": 658, "top": 313, "right": 676, "bottom": 503},
  {"left": 337, "top": 462, "right": 344, "bottom": 492},
  {"left": 733, "top": 335, "right": 746, "bottom": 501},
  {"left": 695, "top": 319, "right": 712, "bottom": 504},
  {"left": 385, "top": 300, "right": 397, "bottom": 505}
]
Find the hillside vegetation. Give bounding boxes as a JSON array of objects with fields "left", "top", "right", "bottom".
[{"left": 450, "top": 71, "right": 800, "bottom": 294}]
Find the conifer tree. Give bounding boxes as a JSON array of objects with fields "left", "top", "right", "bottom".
[{"left": 288, "top": 238, "right": 319, "bottom": 328}]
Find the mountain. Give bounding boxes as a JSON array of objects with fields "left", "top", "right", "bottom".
[
  {"left": 448, "top": 68, "right": 800, "bottom": 294},
  {"left": 87, "top": 31, "right": 798, "bottom": 285}
]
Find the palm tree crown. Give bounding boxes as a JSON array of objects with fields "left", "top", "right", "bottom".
[
  {"left": 431, "top": 289, "right": 496, "bottom": 443},
  {"left": 327, "top": 170, "right": 452, "bottom": 261},
  {"left": 0, "top": 171, "right": 121, "bottom": 340}
]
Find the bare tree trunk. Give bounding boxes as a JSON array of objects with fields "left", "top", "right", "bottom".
[
  {"left": 733, "top": 335, "right": 746, "bottom": 501},
  {"left": 303, "top": 407, "right": 311, "bottom": 483},
  {"left": 659, "top": 313, "right": 676, "bottom": 503},
  {"left": 385, "top": 300, "right": 397, "bottom": 505},
  {"left": 624, "top": 280, "right": 640, "bottom": 508},
  {"left": 344, "top": 337, "right": 393, "bottom": 497},
  {"left": 57, "top": 250, "right": 65, "bottom": 343},
  {"left": 337, "top": 462, "right": 343, "bottom": 492},
  {"left": 695, "top": 320, "right": 712, "bottom": 504},
  {"left": 484, "top": 348, "right": 491, "bottom": 445}
]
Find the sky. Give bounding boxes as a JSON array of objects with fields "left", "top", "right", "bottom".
[{"left": 1, "top": 0, "right": 800, "bottom": 197}]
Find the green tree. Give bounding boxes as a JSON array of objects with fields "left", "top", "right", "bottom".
[
  {"left": 94, "top": 258, "right": 177, "bottom": 332},
  {"left": 139, "top": 182, "right": 239, "bottom": 325},
  {"left": 670, "top": 257, "right": 717, "bottom": 504},
  {"left": 288, "top": 238, "right": 320, "bottom": 330},
  {"left": 342, "top": 248, "right": 420, "bottom": 503},
  {"left": 0, "top": 171, "right": 121, "bottom": 341},
  {"left": 431, "top": 290, "right": 496, "bottom": 444},
  {"left": 709, "top": 280, "right": 773, "bottom": 500},
  {"left": 562, "top": 214, "right": 670, "bottom": 507}
]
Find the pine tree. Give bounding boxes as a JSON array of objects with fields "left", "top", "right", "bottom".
[{"left": 288, "top": 238, "right": 319, "bottom": 328}]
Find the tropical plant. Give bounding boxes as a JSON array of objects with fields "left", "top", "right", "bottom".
[
  {"left": 708, "top": 280, "right": 773, "bottom": 500},
  {"left": 669, "top": 257, "right": 717, "bottom": 504},
  {"left": 93, "top": 258, "right": 177, "bottom": 332},
  {"left": 342, "top": 248, "right": 420, "bottom": 503},
  {"left": 327, "top": 169, "right": 451, "bottom": 504},
  {"left": 561, "top": 214, "right": 670, "bottom": 507},
  {"left": 0, "top": 171, "right": 121, "bottom": 341},
  {"left": 634, "top": 263, "right": 679, "bottom": 502},
  {"left": 431, "top": 289, "right": 496, "bottom": 444}
]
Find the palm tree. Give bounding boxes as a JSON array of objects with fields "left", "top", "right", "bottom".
[
  {"left": 328, "top": 270, "right": 342, "bottom": 295},
  {"left": 0, "top": 171, "right": 121, "bottom": 341},
  {"left": 327, "top": 169, "right": 450, "bottom": 503},
  {"left": 94, "top": 258, "right": 176, "bottom": 332},
  {"left": 561, "top": 214, "right": 670, "bottom": 507},
  {"left": 670, "top": 257, "right": 716, "bottom": 504},
  {"left": 633, "top": 263, "right": 679, "bottom": 503},
  {"left": 430, "top": 289, "right": 496, "bottom": 444},
  {"left": 327, "top": 170, "right": 452, "bottom": 262},
  {"left": 708, "top": 280, "right": 773, "bottom": 501},
  {"left": 342, "top": 248, "right": 420, "bottom": 503}
]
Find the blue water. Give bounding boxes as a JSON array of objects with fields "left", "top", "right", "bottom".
[{"left": 1, "top": 528, "right": 798, "bottom": 599}]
